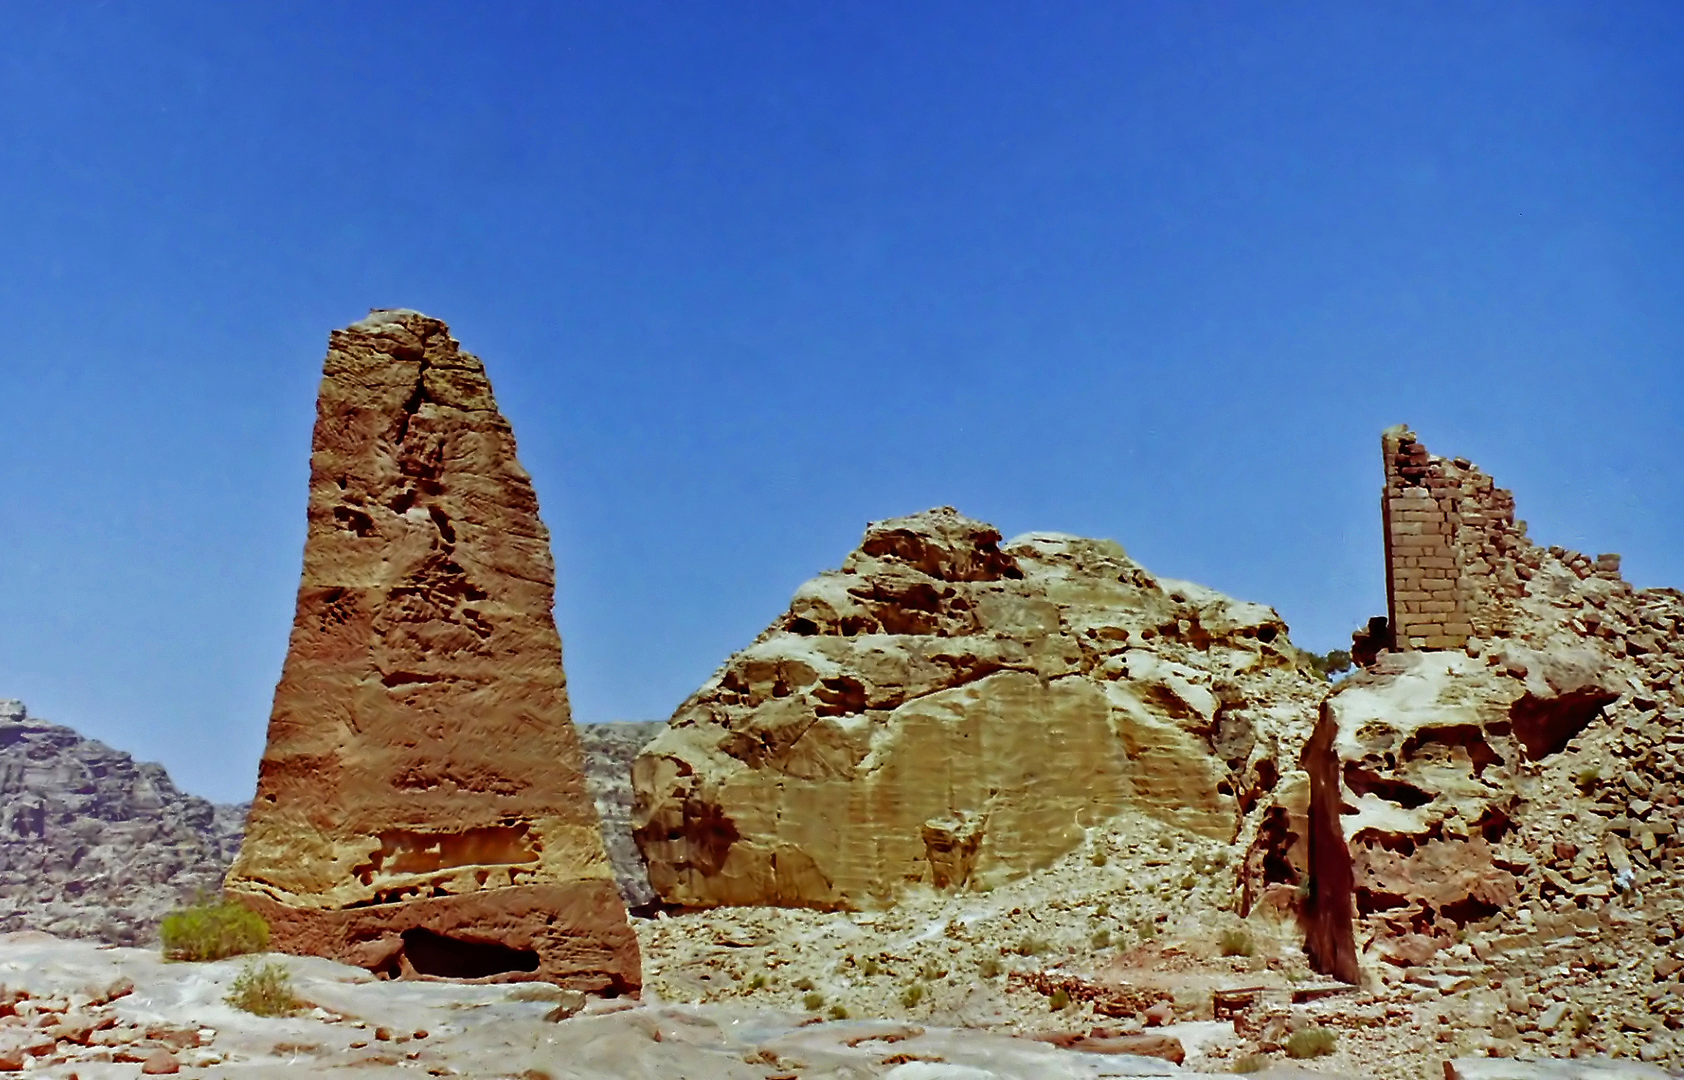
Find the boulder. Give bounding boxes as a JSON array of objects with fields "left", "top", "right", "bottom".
[
  {"left": 633, "top": 507, "right": 1325, "bottom": 909},
  {"left": 223, "top": 310, "right": 638, "bottom": 990}
]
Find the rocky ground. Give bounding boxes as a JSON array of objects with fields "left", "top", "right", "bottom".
[
  {"left": 1, "top": 928, "right": 1676, "bottom": 1080},
  {"left": 634, "top": 800, "right": 1683, "bottom": 1080}
]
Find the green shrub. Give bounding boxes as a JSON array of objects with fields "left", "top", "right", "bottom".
[
  {"left": 748, "top": 973, "right": 767, "bottom": 990},
  {"left": 793, "top": 976, "right": 815, "bottom": 991},
  {"left": 828, "top": 1003, "right": 849, "bottom": 1020},
  {"left": 1285, "top": 1028, "right": 1336, "bottom": 1059},
  {"left": 1093, "top": 901, "right": 1110, "bottom": 918},
  {"left": 900, "top": 983, "right": 925, "bottom": 1009},
  {"left": 1049, "top": 987, "right": 1071, "bottom": 1011},
  {"left": 1233, "top": 1054, "right": 1269, "bottom": 1073},
  {"left": 860, "top": 957, "right": 882, "bottom": 977},
  {"left": 978, "top": 955, "right": 1002, "bottom": 978},
  {"left": 226, "top": 958, "right": 303, "bottom": 1017},
  {"left": 1013, "top": 936, "right": 1048, "bottom": 955},
  {"left": 1218, "top": 928, "right": 1256, "bottom": 958},
  {"left": 160, "top": 896, "right": 269, "bottom": 962},
  {"left": 802, "top": 991, "right": 824, "bottom": 1011},
  {"left": 919, "top": 960, "right": 947, "bottom": 980},
  {"left": 1092, "top": 929, "right": 1112, "bottom": 949},
  {"left": 1091, "top": 850, "right": 1109, "bottom": 867}
]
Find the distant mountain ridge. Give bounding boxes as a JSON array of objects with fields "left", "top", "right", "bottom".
[
  {"left": 0, "top": 701, "right": 664, "bottom": 944},
  {"left": 0, "top": 699, "right": 246, "bottom": 944}
]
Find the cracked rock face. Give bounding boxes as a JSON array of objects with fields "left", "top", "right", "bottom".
[
  {"left": 633, "top": 507, "right": 1327, "bottom": 909},
  {"left": 1297, "top": 650, "right": 1621, "bottom": 981},
  {"left": 224, "top": 310, "right": 639, "bottom": 991}
]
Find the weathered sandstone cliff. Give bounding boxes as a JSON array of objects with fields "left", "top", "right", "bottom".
[
  {"left": 225, "top": 310, "right": 638, "bottom": 990},
  {"left": 633, "top": 507, "right": 1327, "bottom": 909}
]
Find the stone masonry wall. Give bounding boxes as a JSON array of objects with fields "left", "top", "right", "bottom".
[{"left": 1381, "top": 425, "right": 1624, "bottom": 651}]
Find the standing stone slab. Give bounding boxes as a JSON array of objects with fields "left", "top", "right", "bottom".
[{"left": 225, "top": 310, "right": 639, "bottom": 991}]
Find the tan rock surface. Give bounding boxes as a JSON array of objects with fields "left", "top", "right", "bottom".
[
  {"left": 224, "top": 310, "right": 638, "bottom": 991},
  {"left": 1241, "top": 428, "right": 1684, "bottom": 1066},
  {"left": 633, "top": 507, "right": 1326, "bottom": 909}
]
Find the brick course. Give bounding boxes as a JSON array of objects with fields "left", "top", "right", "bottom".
[{"left": 1380, "top": 424, "right": 1624, "bottom": 651}]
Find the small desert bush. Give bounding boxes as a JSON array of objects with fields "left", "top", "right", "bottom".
[
  {"left": 1091, "top": 850, "right": 1109, "bottom": 867},
  {"left": 747, "top": 973, "right": 767, "bottom": 990},
  {"left": 978, "top": 955, "right": 1002, "bottom": 978},
  {"left": 1232, "top": 1054, "right": 1269, "bottom": 1073},
  {"left": 1093, "top": 901, "right": 1110, "bottom": 918},
  {"left": 1218, "top": 928, "right": 1256, "bottom": 958},
  {"left": 226, "top": 958, "right": 304, "bottom": 1017},
  {"left": 1092, "top": 929, "right": 1112, "bottom": 949},
  {"left": 802, "top": 991, "right": 824, "bottom": 1011},
  {"left": 1013, "top": 936, "right": 1048, "bottom": 956},
  {"left": 919, "top": 960, "right": 947, "bottom": 981},
  {"left": 900, "top": 983, "right": 925, "bottom": 1008},
  {"left": 160, "top": 896, "right": 269, "bottom": 962},
  {"left": 793, "top": 976, "right": 815, "bottom": 991},
  {"left": 828, "top": 1004, "right": 848, "bottom": 1020},
  {"left": 1048, "top": 987, "right": 1071, "bottom": 1011},
  {"left": 1285, "top": 1028, "right": 1337, "bottom": 1059}
]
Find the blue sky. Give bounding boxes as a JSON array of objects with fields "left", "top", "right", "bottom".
[{"left": 2, "top": 2, "right": 1680, "bottom": 803}]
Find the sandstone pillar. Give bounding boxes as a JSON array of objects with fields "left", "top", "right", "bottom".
[{"left": 225, "top": 310, "right": 639, "bottom": 991}]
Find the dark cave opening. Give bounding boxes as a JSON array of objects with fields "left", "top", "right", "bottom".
[{"left": 400, "top": 927, "right": 540, "bottom": 978}]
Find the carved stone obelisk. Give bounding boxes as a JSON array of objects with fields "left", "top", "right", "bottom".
[{"left": 226, "top": 310, "right": 639, "bottom": 991}]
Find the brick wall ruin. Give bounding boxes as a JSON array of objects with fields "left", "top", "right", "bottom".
[{"left": 1381, "top": 424, "right": 1626, "bottom": 651}]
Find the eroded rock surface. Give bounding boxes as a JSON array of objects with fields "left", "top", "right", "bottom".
[
  {"left": 1245, "top": 429, "right": 1684, "bottom": 1063},
  {"left": 224, "top": 310, "right": 638, "bottom": 990},
  {"left": 578, "top": 721, "right": 666, "bottom": 910},
  {"left": 633, "top": 507, "right": 1327, "bottom": 909},
  {"left": 0, "top": 700, "right": 243, "bottom": 945}
]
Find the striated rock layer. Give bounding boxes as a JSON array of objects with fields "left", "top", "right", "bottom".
[
  {"left": 0, "top": 699, "right": 243, "bottom": 945},
  {"left": 225, "top": 311, "right": 638, "bottom": 991},
  {"left": 633, "top": 507, "right": 1327, "bottom": 909}
]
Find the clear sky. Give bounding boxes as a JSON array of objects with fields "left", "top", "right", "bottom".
[{"left": 2, "top": 3, "right": 1680, "bottom": 803}]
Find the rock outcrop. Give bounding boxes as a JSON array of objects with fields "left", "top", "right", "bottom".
[
  {"left": 0, "top": 700, "right": 242, "bottom": 945},
  {"left": 1251, "top": 427, "right": 1684, "bottom": 992},
  {"left": 633, "top": 507, "right": 1327, "bottom": 909},
  {"left": 576, "top": 721, "right": 666, "bottom": 910},
  {"left": 224, "top": 310, "right": 638, "bottom": 990}
]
